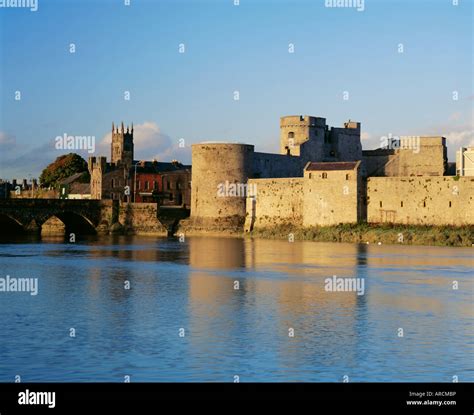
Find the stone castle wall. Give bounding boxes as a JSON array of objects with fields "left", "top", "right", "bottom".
[
  {"left": 244, "top": 167, "right": 362, "bottom": 231},
  {"left": 245, "top": 178, "right": 304, "bottom": 231},
  {"left": 363, "top": 137, "right": 446, "bottom": 177},
  {"left": 397, "top": 137, "right": 446, "bottom": 177},
  {"left": 330, "top": 128, "right": 363, "bottom": 162},
  {"left": 367, "top": 176, "right": 474, "bottom": 225},
  {"left": 302, "top": 168, "right": 361, "bottom": 227},
  {"left": 253, "top": 152, "right": 303, "bottom": 178}
]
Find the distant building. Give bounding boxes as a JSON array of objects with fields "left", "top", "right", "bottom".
[
  {"left": 58, "top": 172, "right": 91, "bottom": 199},
  {"left": 7, "top": 178, "right": 51, "bottom": 198},
  {"left": 133, "top": 160, "right": 191, "bottom": 206},
  {"left": 456, "top": 147, "right": 474, "bottom": 176},
  {"left": 89, "top": 122, "right": 191, "bottom": 205},
  {"left": 0, "top": 180, "right": 10, "bottom": 199}
]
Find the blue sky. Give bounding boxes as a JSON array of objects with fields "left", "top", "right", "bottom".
[{"left": 0, "top": 0, "right": 472, "bottom": 179}]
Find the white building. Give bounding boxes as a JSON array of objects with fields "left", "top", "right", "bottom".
[{"left": 456, "top": 147, "right": 474, "bottom": 176}]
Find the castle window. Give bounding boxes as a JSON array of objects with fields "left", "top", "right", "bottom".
[
  {"left": 322, "top": 172, "right": 328, "bottom": 179},
  {"left": 288, "top": 132, "right": 295, "bottom": 139},
  {"left": 309, "top": 173, "right": 312, "bottom": 179},
  {"left": 449, "top": 201, "right": 452, "bottom": 207},
  {"left": 401, "top": 201, "right": 403, "bottom": 207},
  {"left": 380, "top": 201, "right": 383, "bottom": 208},
  {"left": 345, "top": 174, "right": 350, "bottom": 180},
  {"left": 423, "top": 201, "right": 426, "bottom": 207}
]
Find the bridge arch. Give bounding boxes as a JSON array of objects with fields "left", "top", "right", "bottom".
[
  {"left": 41, "top": 216, "right": 66, "bottom": 235},
  {"left": 44, "top": 211, "right": 97, "bottom": 235}
]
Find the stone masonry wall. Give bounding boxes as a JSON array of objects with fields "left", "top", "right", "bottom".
[
  {"left": 302, "top": 170, "right": 360, "bottom": 226},
  {"left": 244, "top": 178, "right": 304, "bottom": 231},
  {"left": 367, "top": 176, "right": 474, "bottom": 225},
  {"left": 252, "top": 152, "right": 303, "bottom": 179},
  {"left": 118, "top": 202, "right": 167, "bottom": 234},
  {"left": 244, "top": 171, "right": 361, "bottom": 231}
]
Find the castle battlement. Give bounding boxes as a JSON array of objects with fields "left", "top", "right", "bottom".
[
  {"left": 88, "top": 156, "right": 107, "bottom": 172},
  {"left": 280, "top": 115, "right": 326, "bottom": 128},
  {"left": 111, "top": 121, "right": 134, "bottom": 169}
]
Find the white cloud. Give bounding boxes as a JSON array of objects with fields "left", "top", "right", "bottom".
[
  {"left": 418, "top": 109, "right": 473, "bottom": 157},
  {"left": 98, "top": 121, "right": 190, "bottom": 164},
  {"left": 0, "top": 132, "right": 16, "bottom": 151},
  {"left": 445, "top": 129, "right": 473, "bottom": 145}
]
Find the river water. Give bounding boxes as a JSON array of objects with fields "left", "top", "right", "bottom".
[{"left": 0, "top": 235, "right": 472, "bottom": 382}]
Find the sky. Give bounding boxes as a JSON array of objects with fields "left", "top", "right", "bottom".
[{"left": 0, "top": 0, "right": 472, "bottom": 180}]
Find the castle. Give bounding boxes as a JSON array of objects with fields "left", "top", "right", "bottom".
[{"left": 188, "top": 115, "right": 473, "bottom": 232}]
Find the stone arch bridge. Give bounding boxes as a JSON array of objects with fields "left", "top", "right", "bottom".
[
  {"left": 0, "top": 199, "right": 189, "bottom": 236},
  {"left": 0, "top": 199, "right": 114, "bottom": 235}
]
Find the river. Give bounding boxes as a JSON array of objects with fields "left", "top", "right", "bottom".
[{"left": 0, "top": 235, "right": 472, "bottom": 382}]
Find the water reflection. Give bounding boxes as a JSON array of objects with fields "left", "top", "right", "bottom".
[{"left": 0, "top": 235, "right": 471, "bottom": 382}]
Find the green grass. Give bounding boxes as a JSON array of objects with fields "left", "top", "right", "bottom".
[{"left": 247, "top": 223, "right": 474, "bottom": 247}]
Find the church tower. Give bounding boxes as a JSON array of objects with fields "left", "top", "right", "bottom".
[{"left": 111, "top": 122, "right": 134, "bottom": 169}]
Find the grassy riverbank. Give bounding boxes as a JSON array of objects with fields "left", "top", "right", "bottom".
[{"left": 248, "top": 223, "right": 474, "bottom": 247}]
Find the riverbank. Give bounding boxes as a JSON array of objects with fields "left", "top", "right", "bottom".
[{"left": 246, "top": 223, "right": 474, "bottom": 247}]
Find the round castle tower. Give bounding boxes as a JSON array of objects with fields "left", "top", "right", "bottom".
[{"left": 191, "top": 143, "right": 254, "bottom": 229}]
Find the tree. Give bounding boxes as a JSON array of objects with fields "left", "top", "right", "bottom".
[{"left": 39, "top": 153, "right": 90, "bottom": 188}]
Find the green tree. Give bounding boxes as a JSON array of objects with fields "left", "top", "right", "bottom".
[{"left": 39, "top": 153, "right": 90, "bottom": 188}]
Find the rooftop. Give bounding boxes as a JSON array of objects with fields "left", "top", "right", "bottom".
[
  {"left": 132, "top": 160, "right": 191, "bottom": 174},
  {"left": 59, "top": 172, "right": 87, "bottom": 185},
  {"left": 305, "top": 161, "right": 359, "bottom": 171}
]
